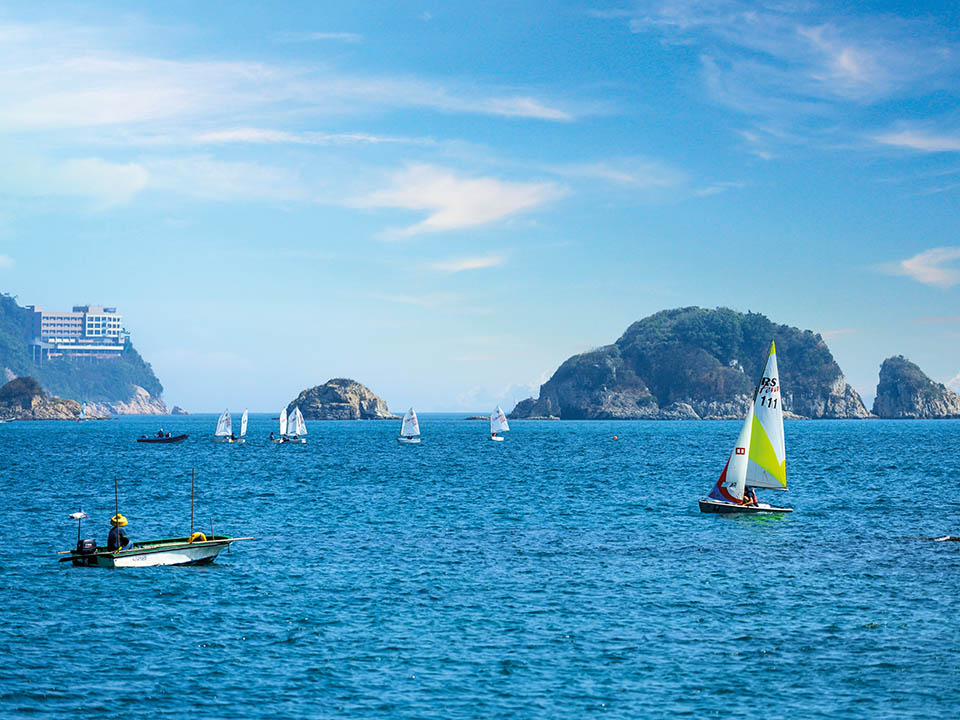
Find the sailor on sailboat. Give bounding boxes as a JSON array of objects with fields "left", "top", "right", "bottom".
[
  {"left": 398, "top": 407, "right": 420, "bottom": 444},
  {"left": 699, "top": 341, "right": 792, "bottom": 514},
  {"left": 286, "top": 406, "right": 307, "bottom": 444},
  {"left": 213, "top": 409, "right": 232, "bottom": 443},
  {"left": 489, "top": 405, "right": 509, "bottom": 442}
]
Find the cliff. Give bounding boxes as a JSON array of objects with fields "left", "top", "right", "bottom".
[
  {"left": 0, "top": 293, "right": 165, "bottom": 412},
  {"left": 510, "top": 307, "right": 870, "bottom": 420},
  {"left": 872, "top": 356, "right": 960, "bottom": 419},
  {"left": 0, "top": 376, "right": 83, "bottom": 420},
  {"left": 287, "top": 378, "right": 399, "bottom": 420}
]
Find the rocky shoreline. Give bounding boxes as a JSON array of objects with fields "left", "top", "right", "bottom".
[{"left": 287, "top": 378, "right": 399, "bottom": 420}]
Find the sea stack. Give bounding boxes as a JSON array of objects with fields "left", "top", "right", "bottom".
[
  {"left": 509, "top": 306, "right": 870, "bottom": 420},
  {"left": 287, "top": 378, "right": 399, "bottom": 420},
  {"left": 872, "top": 356, "right": 960, "bottom": 419}
]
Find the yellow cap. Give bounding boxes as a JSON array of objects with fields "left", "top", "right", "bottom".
[{"left": 110, "top": 513, "right": 128, "bottom": 527}]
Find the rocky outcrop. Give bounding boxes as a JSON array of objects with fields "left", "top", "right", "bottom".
[
  {"left": 170, "top": 405, "right": 190, "bottom": 415},
  {"left": 287, "top": 378, "right": 398, "bottom": 420},
  {"left": 510, "top": 307, "right": 870, "bottom": 420},
  {"left": 0, "top": 376, "right": 82, "bottom": 420},
  {"left": 872, "top": 356, "right": 960, "bottom": 419},
  {"left": 86, "top": 385, "right": 168, "bottom": 416}
]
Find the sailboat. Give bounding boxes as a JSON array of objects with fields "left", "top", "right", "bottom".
[
  {"left": 285, "top": 406, "right": 307, "bottom": 444},
  {"left": 76, "top": 402, "right": 88, "bottom": 423},
  {"left": 272, "top": 407, "right": 288, "bottom": 443},
  {"left": 489, "top": 405, "right": 509, "bottom": 442},
  {"left": 699, "top": 341, "right": 792, "bottom": 514},
  {"left": 213, "top": 409, "right": 232, "bottom": 443},
  {"left": 398, "top": 407, "right": 420, "bottom": 444},
  {"left": 237, "top": 408, "right": 248, "bottom": 444}
]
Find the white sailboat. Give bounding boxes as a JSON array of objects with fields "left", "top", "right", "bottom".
[
  {"left": 272, "top": 407, "right": 288, "bottom": 443},
  {"left": 397, "top": 407, "right": 420, "bottom": 444},
  {"left": 489, "top": 405, "right": 509, "bottom": 442},
  {"left": 76, "top": 402, "right": 88, "bottom": 423},
  {"left": 238, "top": 409, "right": 248, "bottom": 443},
  {"left": 213, "top": 409, "right": 232, "bottom": 443},
  {"left": 699, "top": 341, "right": 792, "bottom": 514},
  {"left": 286, "top": 406, "right": 307, "bottom": 444}
]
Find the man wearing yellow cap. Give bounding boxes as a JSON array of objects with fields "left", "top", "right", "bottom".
[{"left": 107, "top": 514, "right": 132, "bottom": 551}]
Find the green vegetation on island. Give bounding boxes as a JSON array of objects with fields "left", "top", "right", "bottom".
[
  {"left": 511, "top": 307, "right": 869, "bottom": 420},
  {"left": 873, "top": 356, "right": 960, "bottom": 419}
]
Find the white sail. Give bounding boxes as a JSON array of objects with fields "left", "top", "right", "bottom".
[
  {"left": 711, "top": 405, "right": 754, "bottom": 502},
  {"left": 290, "top": 406, "right": 307, "bottom": 436},
  {"left": 490, "top": 406, "right": 510, "bottom": 434},
  {"left": 215, "top": 409, "right": 232, "bottom": 437},
  {"left": 279, "top": 407, "right": 288, "bottom": 436},
  {"left": 240, "top": 409, "right": 248, "bottom": 437},
  {"left": 79, "top": 403, "right": 87, "bottom": 420},
  {"left": 400, "top": 407, "right": 419, "bottom": 437},
  {"left": 744, "top": 343, "right": 787, "bottom": 490}
]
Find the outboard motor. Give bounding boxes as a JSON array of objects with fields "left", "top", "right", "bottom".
[{"left": 76, "top": 538, "right": 97, "bottom": 554}]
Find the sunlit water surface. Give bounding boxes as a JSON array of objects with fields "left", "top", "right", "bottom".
[{"left": 1, "top": 415, "right": 958, "bottom": 719}]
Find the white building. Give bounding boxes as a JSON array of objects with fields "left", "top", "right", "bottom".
[{"left": 27, "top": 305, "right": 129, "bottom": 361}]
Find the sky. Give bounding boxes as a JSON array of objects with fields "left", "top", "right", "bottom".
[{"left": 1, "top": 0, "right": 959, "bottom": 412}]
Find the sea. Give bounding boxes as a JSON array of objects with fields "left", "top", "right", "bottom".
[{"left": 1, "top": 414, "right": 958, "bottom": 719}]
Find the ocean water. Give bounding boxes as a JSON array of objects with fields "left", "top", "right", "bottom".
[{"left": 1, "top": 414, "right": 958, "bottom": 719}]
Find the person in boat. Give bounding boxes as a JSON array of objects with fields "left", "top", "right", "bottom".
[
  {"left": 491, "top": 432, "right": 497, "bottom": 438},
  {"left": 107, "top": 514, "right": 132, "bottom": 551},
  {"left": 230, "top": 432, "right": 237, "bottom": 441},
  {"left": 269, "top": 431, "right": 275, "bottom": 442},
  {"left": 742, "top": 489, "right": 758, "bottom": 506},
  {"left": 157, "top": 429, "right": 165, "bottom": 438}
]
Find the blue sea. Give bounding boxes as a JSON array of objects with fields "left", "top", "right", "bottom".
[{"left": 1, "top": 415, "right": 958, "bottom": 719}]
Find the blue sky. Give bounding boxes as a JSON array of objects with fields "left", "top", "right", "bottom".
[{"left": 1, "top": 1, "right": 959, "bottom": 412}]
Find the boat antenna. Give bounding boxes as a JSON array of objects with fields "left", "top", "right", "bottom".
[
  {"left": 77, "top": 508, "right": 83, "bottom": 545},
  {"left": 191, "top": 468, "right": 195, "bottom": 536},
  {"left": 114, "top": 477, "right": 119, "bottom": 553}
]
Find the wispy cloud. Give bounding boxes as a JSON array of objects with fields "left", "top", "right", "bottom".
[
  {"left": 0, "top": 254, "right": 14, "bottom": 269},
  {"left": 880, "top": 246, "right": 960, "bottom": 288},
  {"left": 377, "top": 292, "right": 463, "bottom": 308},
  {"left": 873, "top": 130, "right": 960, "bottom": 153},
  {"left": 0, "top": 154, "right": 148, "bottom": 206},
  {"left": 820, "top": 328, "right": 856, "bottom": 337},
  {"left": 428, "top": 254, "right": 506, "bottom": 273},
  {"left": 358, "top": 164, "right": 563, "bottom": 236},
  {"left": 145, "top": 156, "right": 308, "bottom": 202},
  {"left": 0, "top": 21, "right": 580, "bottom": 135},
  {"left": 192, "top": 127, "right": 434, "bottom": 146}
]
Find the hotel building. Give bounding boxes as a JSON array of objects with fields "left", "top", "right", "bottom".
[{"left": 26, "top": 305, "right": 129, "bottom": 361}]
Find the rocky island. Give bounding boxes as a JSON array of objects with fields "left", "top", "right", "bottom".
[
  {"left": 287, "top": 378, "right": 399, "bottom": 420},
  {"left": 0, "top": 377, "right": 85, "bottom": 420},
  {"left": 872, "top": 356, "right": 960, "bottom": 419},
  {"left": 510, "top": 307, "right": 870, "bottom": 420}
]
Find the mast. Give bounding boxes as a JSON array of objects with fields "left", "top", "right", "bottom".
[{"left": 191, "top": 468, "right": 195, "bottom": 536}]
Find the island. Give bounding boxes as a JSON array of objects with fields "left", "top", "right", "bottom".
[
  {"left": 510, "top": 306, "right": 870, "bottom": 420},
  {"left": 0, "top": 377, "right": 84, "bottom": 420},
  {"left": 286, "top": 378, "right": 399, "bottom": 420},
  {"left": 872, "top": 356, "right": 960, "bottom": 419}
]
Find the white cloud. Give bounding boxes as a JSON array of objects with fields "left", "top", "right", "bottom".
[
  {"left": 359, "top": 165, "right": 563, "bottom": 235},
  {"left": 873, "top": 130, "right": 960, "bottom": 153},
  {"left": 377, "top": 292, "right": 463, "bottom": 308},
  {"left": 819, "top": 328, "right": 856, "bottom": 337},
  {"left": 192, "top": 127, "right": 433, "bottom": 147},
  {"left": 0, "top": 155, "right": 148, "bottom": 206},
  {"left": 552, "top": 159, "right": 687, "bottom": 188},
  {"left": 883, "top": 247, "right": 960, "bottom": 288},
  {"left": 0, "top": 254, "right": 13, "bottom": 269},
  {"left": 145, "top": 156, "right": 307, "bottom": 202},
  {"left": 428, "top": 254, "right": 505, "bottom": 273},
  {"left": 0, "top": 22, "right": 578, "bottom": 133}
]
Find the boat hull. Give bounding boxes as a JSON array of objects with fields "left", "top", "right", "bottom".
[
  {"left": 699, "top": 498, "right": 792, "bottom": 514},
  {"left": 489, "top": 435, "right": 505, "bottom": 442},
  {"left": 137, "top": 434, "right": 188, "bottom": 444},
  {"left": 274, "top": 437, "right": 306, "bottom": 444},
  {"left": 66, "top": 537, "right": 235, "bottom": 568},
  {"left": 397, "top": 437, "right": 421, "bottom": 444}
]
